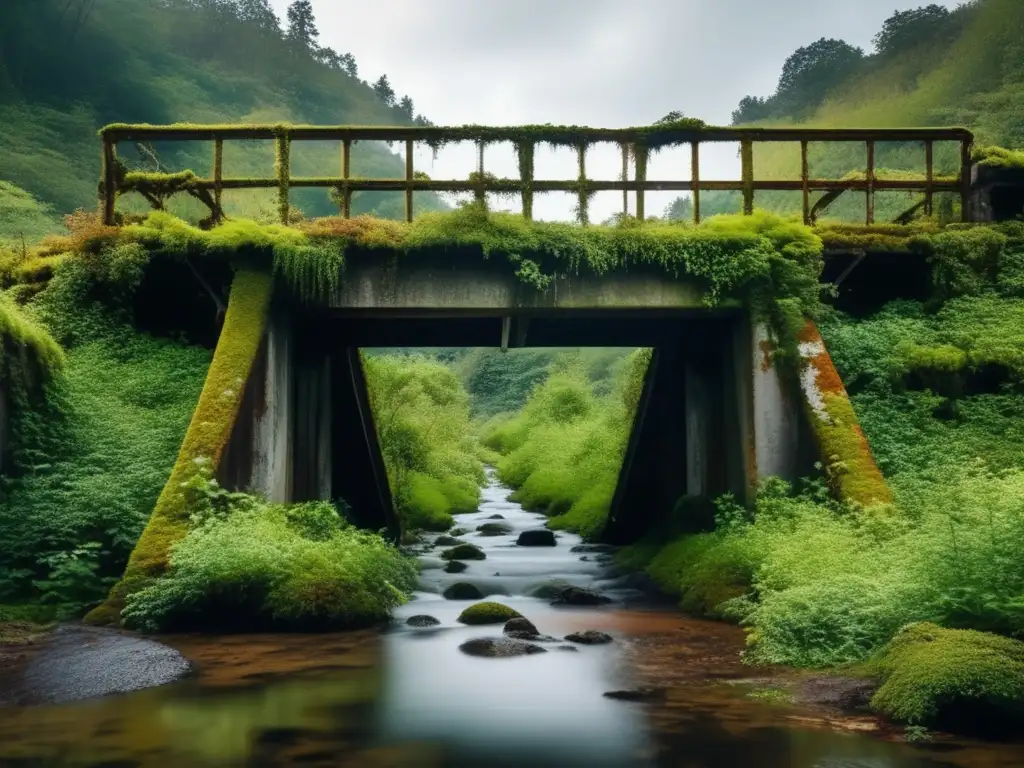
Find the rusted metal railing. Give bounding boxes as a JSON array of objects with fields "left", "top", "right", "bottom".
[{"left": 99, "top": 124, "right": 974, "bottom": 227}]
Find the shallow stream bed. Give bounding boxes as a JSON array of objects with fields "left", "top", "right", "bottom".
[{"left": 1, "top": 471, "right": 1021, "bottom": 766}]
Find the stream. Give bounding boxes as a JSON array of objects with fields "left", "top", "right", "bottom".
[{"left": 1, "top": 469, "right": 1022, "bottom": 766}]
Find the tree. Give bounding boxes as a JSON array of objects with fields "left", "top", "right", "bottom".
[
  {"left": 339, "top": 52, "right": 358, "bottom": 78},
  {"left": 774, "top": 38, "right": 864, "bottom": 116},
  {"left": 731, "top": 95, "right": 771, "bottom": 125},
  {"left": 373, "top": 74, "right": 396, "bottom": 107},
  {"left": 235, "top": 0, "right": 279, "bottom": 32},
  {"left": 398, "top": 95, "right": 414, "bottom": 119},
  {"left": 873, "top": 5, "right": 953, "bottom": 56},
  {"left": 285, "top": 0, "right": 318, "bottom": 50},
  {"left": 316, "top": 46, "right": 342, "bottom": 69}
]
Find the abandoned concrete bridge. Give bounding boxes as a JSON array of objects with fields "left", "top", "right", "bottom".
[{"left": 96, "top": 121, "right": 1015, "bottom": 545}]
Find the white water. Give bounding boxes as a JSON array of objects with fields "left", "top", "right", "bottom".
[{"left": 375, "top": 469, "right": 655, "bottom": 766}]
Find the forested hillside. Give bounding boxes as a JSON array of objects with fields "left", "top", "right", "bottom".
[
  {"left": 665, "top": 0, "right": 1024, "bottom": 223},
  {"left": 0, "top": 0, "right": 441, "bottom": 244}
]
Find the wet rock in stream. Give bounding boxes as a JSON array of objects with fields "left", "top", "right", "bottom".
[
  {"left": 434, "top": 535, "right": 463, "bottom": 547},
  {"left": 516, "top": 529, "right": 556, "bottom": 547},
  {"left": 476, "top": 523, "right": 513, "bottom": 536},
  {"left": 550, "top": 586, "right": 612, "bottom": 606},
  {"left": 442, "top": 583, "right": 485, "bottom": 600},
  {"left": 444, "top": 561, "right": 469, "bottom": 574},
  {"left": 406, "top": 615, "right": 441, "bottom": 627},
  {"left": 503, "top": 617, "right": 539, "bottom": 636},
  {"left": 440, "top": 543, "right": 486, "bottom": 561},
  {"left": 448, "top": 527, "right": 469, "bottom": 536},
  {"left": 13, "top": 625, "right": 192, "bottom": 705},
  {"left": 485, "top": 514, "right": 505, "bottom": 520},
  {"left": 458, "top": 637, "right": 548, "bottom": 658},
  {"left": 565, "top": 630, "right": 614, "bottom": 646}
]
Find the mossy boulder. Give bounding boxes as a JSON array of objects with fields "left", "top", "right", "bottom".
[
  {"left": 443, "top": 582, "right": 485, "bottom": 601},
  {"left": 456, "top": 602, "right": 523, "bottom": 625},
  {"left": 440, "top": 543, "right": 486, "bottom": 561},
  {"left": 869, "top": 623, "right": 1024, "bottom": 736},
  {"left": 406, "top": 615, "right": 440, "bottom": 627},
  {"left": 444, "top": 560, "right": 469, "bottom": 574},
  {"left": 448, "top": 528, "right": 469, "bottom": 536},
  {"left": 434, "top": 535, "right": 463, "bottom": 547},
  {"left": 476, "top": 523, "right": 512, "bottom": 536}
]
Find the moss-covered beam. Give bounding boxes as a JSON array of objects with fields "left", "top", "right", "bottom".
[
  {"left": 84, "top": 267, "right": 274, "bottom": 625},
  {"left": 100, "top": 122, "right": 973, "bottom": 145},
  {"left": 797, "top": 320, "right": 893, "bottom": 507}
]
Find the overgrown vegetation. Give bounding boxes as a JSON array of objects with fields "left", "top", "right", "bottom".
[
  {"left": 0, "top": 257, "right": 210, "bottom": 620},
  {"left": 482, "top": 349, "right": 649, "bottom": 540},
  {"left": 120, "top": 473, "right": 417, "bottom": 632},
  {"left": 0, "top": 0, "right": 440, "bottom": 222},
  {"left": 364, "top": 355, "right": 484, "bottom": 533}
]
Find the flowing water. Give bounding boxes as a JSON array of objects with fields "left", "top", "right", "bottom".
[{"left": 1, "top": 470, "right": 1022, "bottom": 767}]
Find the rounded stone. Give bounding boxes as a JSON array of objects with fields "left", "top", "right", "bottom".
[
  {"left": 441, "top": 543, "right": 486, "bottom": 561},
  {"left": 458, "top": 638, "right": 548, "bottom": 658},
  {"left": 564, "top": 630, "right": 614, "bottom": 645},
  {"left": 443, "top": 582, "right": 485, "bottom": 600},
  {"left": 516, "top": 529, "right": 556, "bottom": 547},
  {"left": 503, "top": 617, "right": 540, "bottom": 636},
  {"left": 406, "top": 615, "right": 441, "bottom": 627}
]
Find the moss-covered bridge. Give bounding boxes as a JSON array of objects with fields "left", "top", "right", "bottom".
[{"left": 73, "top": 120, "right": 1023, "bottom": 624}]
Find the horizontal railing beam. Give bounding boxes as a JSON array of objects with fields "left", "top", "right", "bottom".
[
  {"left": 136, "top": 177, "right": 963, "bottom": 193},
  {"left": 101, "top": 124, "right": 973, "bottom": 144}
]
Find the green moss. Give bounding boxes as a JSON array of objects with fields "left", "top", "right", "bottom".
[
  {"left": 972, "top": 145, "right": 1024, "bottom": 169},
  {"left": 0, "top": 293, "right": 64, "bottom": 380},
  {"left": 440, "top": 543, "right": 486, "bottom": 561},
  {"left": 456, "top": 601, "right": 522, "bottom": 625},
  {"left": 869, "top": 623, "right": 1024, "bottom": 733},
  {"left": 84, "top": 267, "right": 273, "bottom": 624}
]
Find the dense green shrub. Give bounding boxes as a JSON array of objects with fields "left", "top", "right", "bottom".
[
  {"left": 483, "top": 349, "right": 650, "bottom": 539},
  {"left": 869, "top": 623, "right": 1024, "bottom": 734},
  {"left": 0, "top": 303, "right": 209, "bottom": 616},
  {"left": 120, "top": 476, "right": 416, "bottom": 632},
  {"left": 365, "top": 354, "right": 484, "bottom": 532}
]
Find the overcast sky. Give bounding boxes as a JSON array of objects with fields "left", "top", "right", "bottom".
[{"left": 270, "top": 0, "right": 962, "bottom": 221}]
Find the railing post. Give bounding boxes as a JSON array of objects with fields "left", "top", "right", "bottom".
[
  {"left": 341, "top": 139, "right": 352, "bottom": 219},
  {"left": 405, "top": 138, "right": 414, "bottom": 223},
  {"left": 517, "top": 140, "right": 534, "bottom": 222},
  {"left": 800, "top": 140, "right": 810, "bottom": 226},
  {"left": 576, "top": 142, "right": 589, "bottom": 226},
  {"left": 691, "top": 141, "right": 701, "bottom": 225},
  {"left": 740, "top": 139, "right": 754, "bottom": 215},
  {"left": 621, "top": 143, "right": 629, "bottom": 218},
  {"left": 101, "top": 136, "right": 117, "bottom": 226},
  {"left": 961, "top": 138, "right": 973, "bottom": 222},
  {"left": 275, "top": 131, "right": 290, "bottom": 225},
  {"left": 866, "top": 140, "right": 875, "bottom": 225},
  {"left": 213, "top": 138, "right": 224, "bottom": 225},
  {"left": 634, "top": 144, "right": 648, "bottom": 222},
  {"left": 475, "top": 140, "right": 485, "bottom": 206},
  {"left": 924, "top": 140, "right": 934, "bottom": 217}
]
